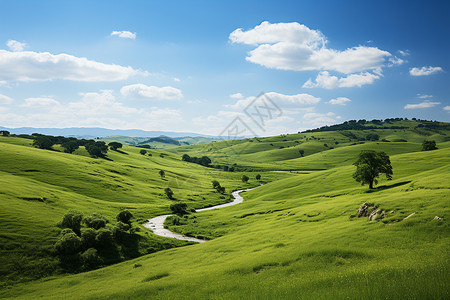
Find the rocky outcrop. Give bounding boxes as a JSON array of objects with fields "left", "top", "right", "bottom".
[
  {"left": 357, "top": 202, "right": 373, "bottom": 217},
  {"left": 368, "top": 208, "right": 381, "bottom": 221}
]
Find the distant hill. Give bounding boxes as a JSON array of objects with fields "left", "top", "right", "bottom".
[{"left": 0, "top": 126, "right": 215, "bottom": 139}]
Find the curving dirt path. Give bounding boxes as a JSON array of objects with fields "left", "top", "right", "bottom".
[{"left": 143, "top": 187, "right": 258, "bottom": 243}]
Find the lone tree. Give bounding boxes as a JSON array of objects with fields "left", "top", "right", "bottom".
[
  {"left": 256, "top": 174, "right": 261, "bottom": 180},
  {"left": 299, "top": 150, "right": 305, "bottom": 157},
  {"left": 422, "top": 140, "right": 437, "bottom": 151},
  {"left": 159, "top": 170, "right": 165, "bottom": 178},
  {"left": 242, "top": 175, "right": 249, "bottom": 183},
  {"left": 108, "top": 142, "right": 123, "bottom": 151},
  {"left": 139, "top": 149, "right": 147, "bottom": 155},
  {"left": 353, "top": 150, "right": 393, "bottom": 189},
  {"left": 164, "top": 187, "right": 174, "bottom": 199}
]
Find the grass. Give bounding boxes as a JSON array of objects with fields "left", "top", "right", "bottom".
[{"left": 0, "top": 121, "right": 448, "bottom": 299}]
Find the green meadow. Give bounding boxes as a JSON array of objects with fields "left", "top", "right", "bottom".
[{"left": 0, "top": 120, "right": 449, "bottom": 299}]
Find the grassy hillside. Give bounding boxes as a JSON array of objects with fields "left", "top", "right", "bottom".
[
  {"left": 0, "top": 136, "right": 291, "bottom": 286},
  {"left": 0, "top": 121, "right": 448, "bottom": 299},
  {"left": 1, "top": 143, "right": 448, "bottom": 299},
  {"left": 170, "top": 119, "right": 449, "bottom": 170}
]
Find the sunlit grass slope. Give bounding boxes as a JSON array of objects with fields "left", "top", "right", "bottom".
[
  {"left": 0, "top": 136, "right": 291, "bottom": 286},
  {"left": 2, "top": 144, "right": 448, "bottom": 299},
  {"left": 170, "top": 120, "right": 449, "bottom": 170}
]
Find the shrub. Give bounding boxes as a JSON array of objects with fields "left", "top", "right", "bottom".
[
  {"left": 366, "top": 133, "right": 380, "bottom": 141},
  {"left": 116, "top": 221, "right": 131, "bottom": 232},
  {"left": 80, "top": 248, "right": 100, "bottom": 269},
  {"left": 84, "top": 214, "right": 107, "bottom": 230},
  {"left": 60, "top": 211, "right": 83, "bottom": 236},
  {"left": 108, "top": 142, "right": 123, "bottom": 151},
  {"left": 165, "top": 187, "right": 174, "bottom": 199},
  {"left": 55, "top": 231, "right": 82, "bottom": 255},
  {"left": 170, "top": 203, "right": 189, "bottom": 215},
  {"left": 140, "top": 149, "right": 147, "bottom": 155},
  {"left": 95, "top": 228, "right": 114, "bottom": 248},
  {"left": 116, "top": 210, "right": 133, "bottom": 225},
  {"left": 242, "top": 175, "right": 249, "bottom": 183},
  {"left": 159, "top": 170, "right": 165, "bottom": 178},
  {"left": 81, "top": 228, "right": 97, "bottom": 249},
  {"left": 422, "top": 140, "right": 437, "bottom": 151},
  {"left": 256, "top": 174, "right": 261, "bottom": 180}
]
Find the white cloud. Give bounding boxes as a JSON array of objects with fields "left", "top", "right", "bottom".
[
  {"left": 110, "top": 31, "right": 136, "bottom": 39},
  {"left": 173, "top": 77, "right": 180, "bottom": 82},
  {"left": 22, "top": 97, "right": 60, "bottom": 107},
  {"left": 443, "top": 106, "right": 450, "bottom": 111},
  {"left": 120, "top": 83, "right": 183, "bottom": 100},
  {"left": 388, "top": 56, "right": 405, "bottom": 66},
  {"left": 398, "top": 50, "right": 410, "bottom": 56},
  {"left": 409, "top": 66, "right": 443, "bottom": 76},
  {"left": 303, "top": 71, "right": 380, "bottom": 89},
  {"left": 230, "top": 21, "right": 391, "bottom": 74},
  {"left": 417, "top": 94, "right": 433, "bottom": 99},
  {"left": 328, "top": 97, "right": 351, "bottom": 106},
  {"left": 0, "top": 94, "right": 13, "bottom": 104},
  {"left": 230, "top": 92, "right": 244, "bottom": 99},
  {"left": 404, "top": 100, "right": 441, "bottom": 109},
  {"left": 0, "top": 50, "right": 144, "bottom": 82},
  {"left": 6, "top": 40, "right": 27, "bottom": 51}
]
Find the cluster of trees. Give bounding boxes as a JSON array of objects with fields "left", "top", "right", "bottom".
[
  {"left": 181, "top": 154, "right": 212, "bottom": 167},
  {"left": 303, "top": 119, "right": 408, "bottom": 133},
  {"left": 28, "top": 133, "right": 125, "bottom": 158},
  {"left": 54, "top": 210, "right": 136, "bottom": 270},
  {"left": 0, "top": 130, "right": 10, "bottom": 136}
]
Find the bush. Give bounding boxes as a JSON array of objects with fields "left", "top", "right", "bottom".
[
  {"left": 422, "top": 140, "right": 437, "bottom": 151},
  {"left": 256, "top": 174, "right": 261, "bottom": 180},
  {"left": 170, "top": 203, "right": 189, "bottom": 215},
  {"left": 242, "top": 175, "right": 249, "bottom": 183},
  {"left": 61, "top": 140, "right": 79, "bottom": 153},
  {"left": 366, "top": 133, "right": 380, "bottom": 141},
  {"left": 81, "top": 228, "right": 97, "bottom": 249},
  {"left": 108, "top": 142, "right": 122, "bottom": 151},
  {"left": 84, "top": 214, "right": 107, "bottom": 230},
  {"left": 116, "top": 210, "right": 133, "bottom": 225},
  {"left": 165, "top": 187, "right": 174, "bottom": 199},
  {"left": 55, "top": 231, "right": 82, "bottom": 255},
  {"left": 95, "top": 228, "right": 114, "bottom": 248},
  {"left": 140, "top": 149, "right": 147, "bottom": 155},
  {"left": 116, "top": 221, "right": 131, "bottom": 232},
  {"left": 33, "top": 136, "right": 54, "bottom": 150},
  {"left": 80, "top": 248, "right": 100, "bottom": 269},
  {"left": 60, "top": 211, "right": 83, "bottom": 236}
]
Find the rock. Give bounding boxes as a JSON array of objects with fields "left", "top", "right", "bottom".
[
  {"left": 404, "top": 212, "right": 416, "bottom": 220},
  {"left": 434, "top": 216, "right": 443, "bottom": 221},
  {"left": 369, "top": 208, "right": 381, "bottom": 221},
  {"left": 357, "top": 202, "right": 373, "bottom": 217}
]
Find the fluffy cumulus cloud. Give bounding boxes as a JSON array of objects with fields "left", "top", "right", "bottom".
[
  {"left": 0, "top": 50, "right": 143, "bottom": 82},
  {"left": 303, "top": 71, "right": 380, "bottom": 89},
  {"left": 0, "top": 90, "right": 183, "bottom": 130},
  {"left": 0, "top": 93, "right": 13, "bottom": 104},
  {"left": 230, "top": 92, "right": 244, "bottom": 99},
  {"left": 444, "top": 106, "right": 450, "bottom": 111},
  {"left": 328, "top": 97, "right": 351, "bottom": 106},
  {"left": 110, "top": 31, "right": 136, "bottom": 39},
  {"left": 409, "top": 66, "right": 443, "bottom": 76},
  {"left": 120, "top": 84, "right": 183, "bottom": 100},
  {"left": 22, "top": 97, "right": 60, "bottom": 107},
  {"left": 404, "top": 100, "right": 441, "bottom": 109},
  {"left": 230, "top": 21, "right": 391, "bottom": 74},
  {"left": 6, "top": 40, "right": 26, "bottom": 51}
]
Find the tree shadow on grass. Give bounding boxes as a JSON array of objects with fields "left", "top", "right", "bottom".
[
  {"left": 365, "top": 181, "right": 412, "bottom": 193},
  {"left": 114, "top": 149, "right": 128, "bottom": 155}
]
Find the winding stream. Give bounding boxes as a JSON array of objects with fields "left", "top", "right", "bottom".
[{"left": 143, "top": 187, "right": 257, "bottom": 243}]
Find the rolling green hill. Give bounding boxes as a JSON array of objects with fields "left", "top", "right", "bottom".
[{"left": 0, "top": 120, "right": 449, "bottom": 299}]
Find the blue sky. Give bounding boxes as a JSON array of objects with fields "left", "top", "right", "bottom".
[{"left": 0, "top": 0, "right": 448, "bottom": 136}]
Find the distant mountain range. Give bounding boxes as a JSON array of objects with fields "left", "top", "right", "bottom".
[{"left": 0, "top": 126, "right": 217, "bottom": 139}]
